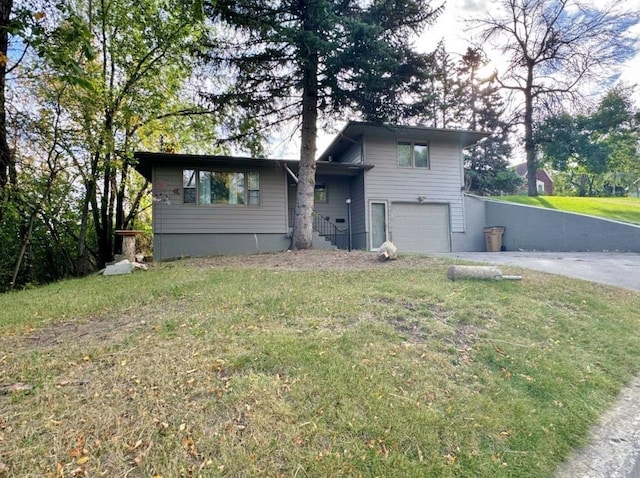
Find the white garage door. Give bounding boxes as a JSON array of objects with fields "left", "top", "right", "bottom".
[{"left": 391, "top": 203, "right": 451, "bottom": 253}]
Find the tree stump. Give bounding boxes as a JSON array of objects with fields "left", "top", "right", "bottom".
[{"left": 115, "top": 230, "right": 143, "bottom": 262}]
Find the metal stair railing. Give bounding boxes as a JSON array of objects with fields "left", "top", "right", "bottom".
[{"left": 289, "top": 208, "right": 349, "bottom": 249}]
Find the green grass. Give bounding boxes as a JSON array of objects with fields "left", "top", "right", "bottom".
[
  {"left": 1, "top": 252, "right": 640, "bottom": 477},
  {"left": 493, "top": 196, "right": 640, "bottom": 225}
]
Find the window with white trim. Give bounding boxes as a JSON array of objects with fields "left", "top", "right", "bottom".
[
  {"left": 182, "top": 169, "right": 260, "bottom": 205},
  {"left": 397, "top": 141, "right": 429, "bottom": 168}
]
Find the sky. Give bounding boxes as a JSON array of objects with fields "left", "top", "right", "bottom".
[
  {"left": 271, "top": 0, "right": 640, "bottom": 159},
  {"left": 419, "top": 0, "right": 640, "bottom": 85}
]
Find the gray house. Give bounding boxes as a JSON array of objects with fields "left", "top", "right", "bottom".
[{"left": 134, "top": 122, "right": 488, "bottom": 260}]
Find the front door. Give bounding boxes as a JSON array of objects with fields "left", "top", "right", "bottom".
[{"left": 370, "top": 202, "right": 387, "bottom": 249}]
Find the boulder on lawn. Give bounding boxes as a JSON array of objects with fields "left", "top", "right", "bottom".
[
  {"left": 103, "top": 259, "right": 134, "bottom": 275},
  {"left": 377, "top": 241, "right": 398, "bottom": 261}
]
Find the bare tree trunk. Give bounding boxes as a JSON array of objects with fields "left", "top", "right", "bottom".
[
  {"left": 10, "top": 207, "right": 36, "bottom": 290},
  {"left": 524, "top": 65, "right": 538, "bottom": 197},
  {"left": 0, "top": 0, "right": 14, "bottom": 207},
  {"left": 612, "top": 171, "right": 617, "bottom": 196},
  {"left": 123, "top": 178, "right": 150, "bottom": 228},
  {"left": 97, "top": 154, "right": 113, "bottom": 266},
  {"left": 77, "top": 172, "right": 96, "bottom": 275},
  {"left": 291, "top": 0, "right": 318, "bottom": 250},
  {"left": 292, "top": 94, "right": 318, "bottom": 249},
  {"left": 114, "top": 160, "right": 128, "bottom": 253},
  {"left": 578, "top": 174, "right": 587, "bottom": 197}
]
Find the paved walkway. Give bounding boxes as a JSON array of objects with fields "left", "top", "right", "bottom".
[{"left": 440, "top": 251, "right": 640, "bottom": 477}]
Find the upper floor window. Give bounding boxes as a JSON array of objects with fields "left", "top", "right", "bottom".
[
  {"left": 183, "top": 169, "right": 260, "bottom": 205},
  {"left": 397, "top": 141, "right": 429, "bottom": 169}
]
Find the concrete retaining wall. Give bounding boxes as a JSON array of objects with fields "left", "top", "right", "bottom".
[
  {"left": 484, "top": 199, "right": 640, "bottom": 252},
  {"left": 453, "top": 195, "right": 488, "bottom": 252}
]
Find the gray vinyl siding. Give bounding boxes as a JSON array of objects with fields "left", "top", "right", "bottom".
[
  {"left": 339, "top": 142, "right": 363, "bottom": 164},
  {"left": 313, "top": 175, "right": 351, "bottom": 224},
  {"left": 152, "top": 165, "right": 287, "bottom": 234},
  {"left": 287, "top": 175, "right": 352, "bottom": 225},
  {"left": 362, "top": 134, "right": 465, "bottom": 232}
]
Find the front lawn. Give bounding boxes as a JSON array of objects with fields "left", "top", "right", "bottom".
[{"left": 1, "top": 251, "right": 640, "bottom": 477}]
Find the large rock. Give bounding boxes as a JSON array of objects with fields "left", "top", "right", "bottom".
[
  {"left": 103, "top": 260, "right": 135, "bottom": 276},
  {"left": 377, "top": 241, "right": 398, "bottom": 261}
]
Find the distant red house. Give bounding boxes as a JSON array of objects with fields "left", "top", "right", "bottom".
[{"left": 514, "top": 163, "right": 553, "bottom": 195}]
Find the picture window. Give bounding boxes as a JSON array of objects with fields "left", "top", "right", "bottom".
[{"left": 182, "top": 169, "right": 260, "bottom": 206}]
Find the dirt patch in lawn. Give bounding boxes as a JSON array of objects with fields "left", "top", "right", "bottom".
[
  {"left": 0, "top": 302, "right": 172, "bottom": 354},
  {"left": 21, "top": 314, "right": 148, "bottom": 349},
  {"left": 182, "top": 249, "right": 442, "bottom": 271}
]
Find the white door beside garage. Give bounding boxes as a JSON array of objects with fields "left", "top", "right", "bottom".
[{"left": 391, "top": 203, "right": 451, "bottom": 253}]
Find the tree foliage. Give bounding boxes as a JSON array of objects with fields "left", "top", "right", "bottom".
[
  {"left": 411, "top": 44, "right": 521, "bottom": 195},
  {"left": 456, "top": 48, "right": 521, "bottom": 195},
  {"left": 203, "top": 0, "right": 442, "bottom": 249},
  {"left": 472, "top": 0, "right": 639, "bottom": 196},
  {"left": 536, "top": 87, "right": 640, "bottom": 196},
  {"left": 0, "top": 0, "right": 260, "bottom": 290},
  {"left": 25, "top": 0, "right": 213, "bottom": 271}
]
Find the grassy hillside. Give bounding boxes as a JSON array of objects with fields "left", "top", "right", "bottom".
[
  {"left": 2, "top": 251, "right": 640, "bottom": 477},
  {"left": 494, "top": 196, "right": 640, "bottom": 225}
]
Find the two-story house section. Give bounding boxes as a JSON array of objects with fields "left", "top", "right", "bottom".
[{"left": 316, "top": 122, "right": 488, "bottom": 253}]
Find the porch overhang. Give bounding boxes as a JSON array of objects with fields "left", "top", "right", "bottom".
[{"left": 282, "top": 160, "right": 373, "bottom": 177}]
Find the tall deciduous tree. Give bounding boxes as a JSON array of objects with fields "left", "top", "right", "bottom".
[
  {"left": 203, "top": 0, "right": 442, "bottom": 249},
  {"left": 31, "top": 0, "right": 214, "bottom": 270},
  {"left": 536, "top": 87, "right": 640, "bottom": 197},
  {"left": 472, "top": 0, "right": 639, "bottom": 196},
  {"left": 0, "top": 0, "right": 14, "bottom": 209}
]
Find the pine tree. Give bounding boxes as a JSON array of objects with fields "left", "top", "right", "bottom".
[
  {"left": 203, "top": 0, "right": 442, "bottom": 249},
  {"left": 456, "top": 47, "right": 520, "bottom": 195}
]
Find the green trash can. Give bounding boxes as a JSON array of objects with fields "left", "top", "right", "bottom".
[{"left": 484, "top": 227, "right": 505, "bottom": 252}]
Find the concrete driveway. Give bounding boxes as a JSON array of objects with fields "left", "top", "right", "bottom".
[
  {"left": 442, "top": 251, "right": 640, "bottom": 291},
  {"left": 441, "top": 251, "right": 640, "bottom": 477}
]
